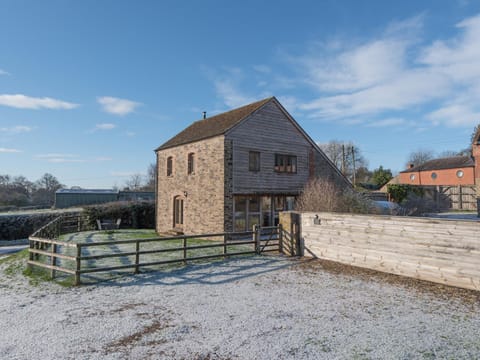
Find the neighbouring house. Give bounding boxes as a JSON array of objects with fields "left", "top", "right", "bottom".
[
  {"left": 55, "top": 189, "right": 155, "bottom": 208},
  {"left": 397, "top": 129, "right": 480, "bottom": 211},
  {"left": 155, "top": 97, "right": 350, "bottom": 235}
]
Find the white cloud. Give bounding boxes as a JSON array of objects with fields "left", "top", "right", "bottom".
[
  {"left": 301, "top": 69, "right": 451, "bottom": 119},
  {"left": 36, "top": 153, "right": 77, "bottom": 158},
  {"left": 95, "top": 123, "right": 116, "bottom": 130},
  {"left": 110, "top": 171, "right": 139, "bottom": 177},
  {"left": 94, "top": 157, "right": 113, "bottom": 162},
  {"left": 365, "top": 118, "right": 406, "bottom": 128},
  {"left": 0, "top": 94, "right": 78, "bottom": 110},
  {"left": 35, "top": 154, "right": 82, "bottom": 163},
  {"left": 206, "top": 67, "right": 257, "bottom": 108},
  {"left": 301, "top": 39, "right": 409, "bottom": 93},
  {"left": 291, "top": 13, "right": 480, "bottom": 127},
  {"left": 97, "top": 96, "right": 140, "bottom": 116},
  {"left": 0, "top": 69, "right": 9, "bottom": 76},
  {"left": 253, "top": 65, "right": 271, "bottom": 74},
  {"left": 0, "top": 148, "right": 21, "bottom": 153},
  {"left": 125, "top": 131, "right": 136, "bottom": 137},
  {"left": 47, "top": 158, "right": 86, "bottom": 163},
  {"left": 0, "top": 125, "right": 33, "bottom": 134},
  {"left": 35, "top": 153, "right": 112, "bottom": 163}
]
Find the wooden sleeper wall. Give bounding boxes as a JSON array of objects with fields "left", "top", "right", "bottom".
[{"left": 300, "top": 212, "right": 480, "bottom": 291}]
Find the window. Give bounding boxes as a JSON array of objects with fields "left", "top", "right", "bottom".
[
  {"left": 249, "top": 151, "right": 260, "bottom": 172},
  {"left": 173, "top": 196, "right": 184, "bottom": 227},
  {"left": 431, "top": 172, "right": 437, "bottom": 180},
  {"left": 166, "top": 156, "right": 173, "bottom": 176},
  {"left": 274, "top": 154, "right": 297, "bottom": 173},
  {"left": 187, "top": 153, "right": 195, "bottom": 175},
  {"left": 456, "top": 170, "right": 464, "bottom": 178},
  {"left": 409, "top": 174, "right": 416, "bottom": 181}
]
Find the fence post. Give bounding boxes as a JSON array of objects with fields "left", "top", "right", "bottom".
[
  {"left": 278, "top": 224, "right": 283, "bottom": 254},
  {"left": 50, "top": 244, "right": 57, "bottom": 279},
  {"left": 254, "top": 225, "right": 261, "bottom": 255},
  {"left": 75, "top": 244, "right": 81, "bottom": 286},
  {"left": 134, "top": 241, "right": 140, "bottom": 274},
  {"left": 28, "top": 239, "right": 34, "bottom": 270},
  {"left": 223, "top": 234, "right": 228, "bottom": 259},
  {"left": 183, "top": 236, "right": 187, "bottom": 265}
]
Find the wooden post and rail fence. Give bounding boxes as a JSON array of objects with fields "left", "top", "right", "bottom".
[{"left": 28, "top": 215, "right": 287, "bottom": 285}]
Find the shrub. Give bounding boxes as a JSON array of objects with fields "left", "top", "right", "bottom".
[
  {"left": 401, "top": 193, "right": 440, "bottom": 216},
  {"left": 387, "top": 184, "right": 423, "bottom": 203},
  {"left": 295, "top": 177, "right": 375, "bottom": 214},
  {"left": 83, "top": 201, "right": 155, "bottom": 229}
]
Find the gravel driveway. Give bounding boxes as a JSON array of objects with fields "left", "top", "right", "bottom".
[{"left": 1, "top": 255, "right": 479, "bottom": 359}]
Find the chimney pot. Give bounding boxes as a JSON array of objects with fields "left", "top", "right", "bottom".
[{"left": 202, "top": 111, "right": 207, "bottom": 119}]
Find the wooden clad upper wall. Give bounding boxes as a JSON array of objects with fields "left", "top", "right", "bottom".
[{"left": 226, "top": 101, "right": 311, "bottom": 193}]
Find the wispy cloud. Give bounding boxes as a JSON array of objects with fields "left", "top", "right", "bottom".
[
  {"left": 0, "top": 94, "right": 78, "bottom": 110},
  {"left": 35, "top": 153, "right": 83, "bottom": 163},
  {"left": 35, "top": 153, "right": 112, "bottom": 163},
  {"left": 292, "top": 14, "right": 480, "bottom": 127},
  {"left": 95, "top": 123, "right": 116, "bottom": 130},
  {"left": 207, "top": 67, "right": 257, "bottom": 108},
  {"left": 110, "top": 171, "right": 139, "bottom": 177},
  {"left": 0, "top": 125, "right": 33, "bottom": 134},
  {"left": 365, "top": 118, "right": 406, "bottom": 128},
  {"left": 253, "top": 65, "right": 271, "bottom": 74},
  {"left": 0, "top": 147, "right": 22, "bottom": 153},
  {"left": 94, "top": 157, "right": 113, "bottom": 162},
  {"left": 97, "top": 96, "right": 141, "bottom": 116},
  {"left": 0, "top": 69, "right": 9, "bottom": 76}
]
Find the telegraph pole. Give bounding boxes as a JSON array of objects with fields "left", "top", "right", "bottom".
[
  {"left": 341, "top": 144, "right": 346, "bottom": 175},
  {"left": 351, "top": 146, "right": 356, "bottom": 186}
]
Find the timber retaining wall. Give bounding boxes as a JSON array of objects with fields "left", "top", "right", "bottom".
[{"left": 285, "top": 212, "right": 480, "bottom": 291}]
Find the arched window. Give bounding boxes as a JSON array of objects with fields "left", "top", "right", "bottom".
[
  {"left": 166, "top": 156, "right": 173, "bottom": 176},
  {"left": 187, "top": 153, "right": 195, "bottom": 175}
]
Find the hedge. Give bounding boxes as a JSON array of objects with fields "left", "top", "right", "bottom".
[{"left": 83, "top": 201, "right": 155, "bottom": 229}]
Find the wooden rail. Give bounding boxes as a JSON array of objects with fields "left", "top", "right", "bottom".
[{"left": 28, "top": 218, "right": 283, "bottom": 285}]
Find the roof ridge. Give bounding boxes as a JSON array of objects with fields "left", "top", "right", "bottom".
[
  {"left": 400, "top": 155, "right": 474, "bottom": 173},
  {"left": 155, "top": 97, "right": 274, "bottom": 151}
]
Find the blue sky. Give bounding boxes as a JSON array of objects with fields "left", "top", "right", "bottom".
[{"left": 1, "top": 0, "right": 480, "bottom": 188}]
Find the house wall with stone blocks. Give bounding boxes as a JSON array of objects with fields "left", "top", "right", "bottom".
[{"left": 156, "top": 136, "right": 227, "bottom": 235}]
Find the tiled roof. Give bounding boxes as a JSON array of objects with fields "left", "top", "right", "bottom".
[
  {"left": 156, "top": 97, "right": 274, "bottom": 151},
  {"left": 400, "top": 156, "right": 474, "bottom": 173}
]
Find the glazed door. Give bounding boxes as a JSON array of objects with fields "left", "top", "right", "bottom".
[{"left": 173, "top": 196, "right": 184, "bottom": 229}]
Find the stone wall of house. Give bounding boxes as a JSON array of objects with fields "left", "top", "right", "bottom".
[
  {"left": 223, "top": 139, "right": 234, "bottom": 233},
  {"left": 156, "top": 136, "right": 226, "bottom": 235}
]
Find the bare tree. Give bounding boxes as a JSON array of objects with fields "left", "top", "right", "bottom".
[
  {"left": 32, "top": 173, "right": 64, "bottom": 206},
  {"left": 144, "top": 163, "right": 156, "bottom": 191},
  {"left": 124, "top": 173, "right": 145, "bottom": 191},
  {"left": 406, "top": 149, "right": 435, "bottom": 168},
  {"left": 319, "top": 140, "right": 368, "bottom": 183},
  {"left": 295, "top": 177, "right": 373, "bottom": 214}
]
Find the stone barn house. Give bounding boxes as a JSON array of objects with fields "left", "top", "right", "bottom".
[{"left": 155, "top": 97, "right": 350, "bottom": 235}]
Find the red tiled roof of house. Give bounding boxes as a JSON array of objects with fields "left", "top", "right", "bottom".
[
  {"left": 156, "top": 97, "right": 274, "bottom": 151},
  {"left": 400, "top": 156, "right": 474, "bottom": 173}
]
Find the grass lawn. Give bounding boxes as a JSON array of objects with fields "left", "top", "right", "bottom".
[{"left": 28, "top": 229, "right": 255, "bottom": 285}]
